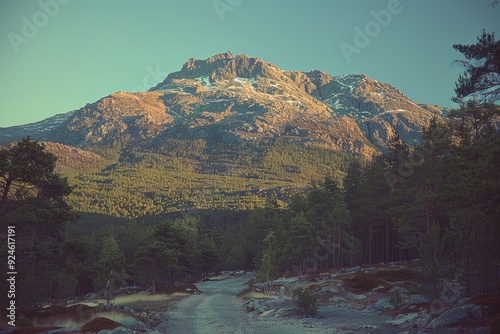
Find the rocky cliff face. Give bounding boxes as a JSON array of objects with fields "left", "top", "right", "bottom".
[
  {"left": 48, "top": 91, "right": 174, "bottom": 147},
  {"left": 0, "top": 52, "right": 445, "bottom": 157}
]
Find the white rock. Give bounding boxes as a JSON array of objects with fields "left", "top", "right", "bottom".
[
  {"left": 385, "top": 312, "right": 419, "bottom": 328},
  {"left": 409, "top": 294, "right": 429, "bottom": 303},
  {"left": 260, "top": 309, "right": 276, "bottom": 317},
  {"left": 372, "top": 297, "right": 394, "bottom": 311}
]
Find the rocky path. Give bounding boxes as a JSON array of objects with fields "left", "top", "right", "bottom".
[
  {"left": 157, "top": 274, "right": 292, "bottom": 333},
  {"left": 156, "top": 274, "right": 428, "bottom": 334}
]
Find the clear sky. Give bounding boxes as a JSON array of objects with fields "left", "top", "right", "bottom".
[{"left": 0, "top": 0, "right": 499, "bottom": 127}]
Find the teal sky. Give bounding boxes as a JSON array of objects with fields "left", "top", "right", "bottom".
[{"left": 1, "top": 0, "right": 499, "bottom": 127}]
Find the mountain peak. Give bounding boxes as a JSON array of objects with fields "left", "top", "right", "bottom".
[{"left": 150, "top": 52, "right": 283, "bottom": 91}]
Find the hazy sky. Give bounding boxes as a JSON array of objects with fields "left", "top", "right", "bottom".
[{"left": 1, "top": 0, "right": 499, "bottom": 127}]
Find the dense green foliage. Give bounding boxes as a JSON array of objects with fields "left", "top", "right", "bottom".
[{"left": 64, "top": 141, "right": 349, "bottom": 218}]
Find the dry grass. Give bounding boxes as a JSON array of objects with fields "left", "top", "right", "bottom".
[
  {"left": 112, "top": 292, "right": 185, "bottom": 305},
  {"left": 66, "top": 301, "right": 102, "bottom": 308},
  {"left": 113, "top": 292, "right": 190, "bottom": 312}
]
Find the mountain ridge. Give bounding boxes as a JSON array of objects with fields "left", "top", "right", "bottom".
[{"left": 0, "top": 52, "right": 444, "bottom": 155}]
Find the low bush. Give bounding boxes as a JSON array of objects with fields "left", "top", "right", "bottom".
[
  {"left": 344, "top": 272, "right": 384, "bottom": 291},
  {"left": 292, "top": 287, "right": 318, "bottom": 317}
]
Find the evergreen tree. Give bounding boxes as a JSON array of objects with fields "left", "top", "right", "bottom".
[
  {"left": 452, "top": 30, "right": 500, "bottom": 104},
  {"left": 244, "top": 199, "right": 283, "bottom": 267},
  {"left": 445, "top": 30, "right": 500, "bottom": 293},
  {"left": 444, "top": 133, "right": 500, "bottom": 293},
  {"left": 283, "top": 213, "right": 317, "bottom": 273},
  {"left": 0, "top": 138, "right": 77, "bottom": 306},
  {"left": 133, "top": 240, "right": 181, "bottom": 292},
  {"left": 257, "top": 231, "right": 279, "bottom": 291},
  {"left": 197, "top": 234, "right": 220, "bottom": 275},
  {"left": 94, "top": 235, "right": 125, "bottom": 295},
  {"left": 350, "top": 156, "right": 392, "bottom": 263},
  {"left": 391, "top": 119, "right": 451, "bottom": 242}
]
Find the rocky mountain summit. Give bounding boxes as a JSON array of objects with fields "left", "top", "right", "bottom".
[{"left": 1, "top": 52, "right": 444, "bottom": 157}]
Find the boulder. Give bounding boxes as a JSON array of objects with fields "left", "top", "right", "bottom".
[
  {"left": 274, "top": 308, "right": 293, "bottom": 317},
  {"left": 320, "top": 287, "right": 339, "bottom": 294},
  {"left": 348, "top": 293, "right": 367, "bottom": 300},
  {"left": 428, "top": 304, "right": 483, "bottom": 328},
  {"left": 260, "top": 309, "right": 276, "bottom": 317},
  {"left": 409, "top": 294, "right": 429, "bottom": 304},
  {"left": 371, "top": 297, "right": 395, "bottom": 311},
  {"left": 86, "top": 292, "right": 98, "bottom": 300},
  {"left": 385, "top": 312, "right": 420, "bottom": 329},
  {"left": 261, "top": 298, "right": 293, "bottom": 310},
  {"left": 271, "top": 277, "right": 300, "bottom": 285},
  {"left": 346, "top": 266, "right": 361, "bottom": 273},
  {"left": 331, "top": 296, "right": 347, "bottom": 303}
]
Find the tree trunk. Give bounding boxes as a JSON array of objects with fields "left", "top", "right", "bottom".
[{"left": 368, "top": 222, "right": 373, "bottom": 264}]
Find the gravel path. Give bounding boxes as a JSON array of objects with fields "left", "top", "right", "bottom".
[{"left": 156, "top": 274, "right": 439, "bottom": 334}]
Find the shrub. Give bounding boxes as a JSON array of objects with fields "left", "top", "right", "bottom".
[
  {"left": 292, "top": 287, "right": 318, "bottom": 317},
  {"left": 344, "top": 272, "right": 383, "bottom": 291}
]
